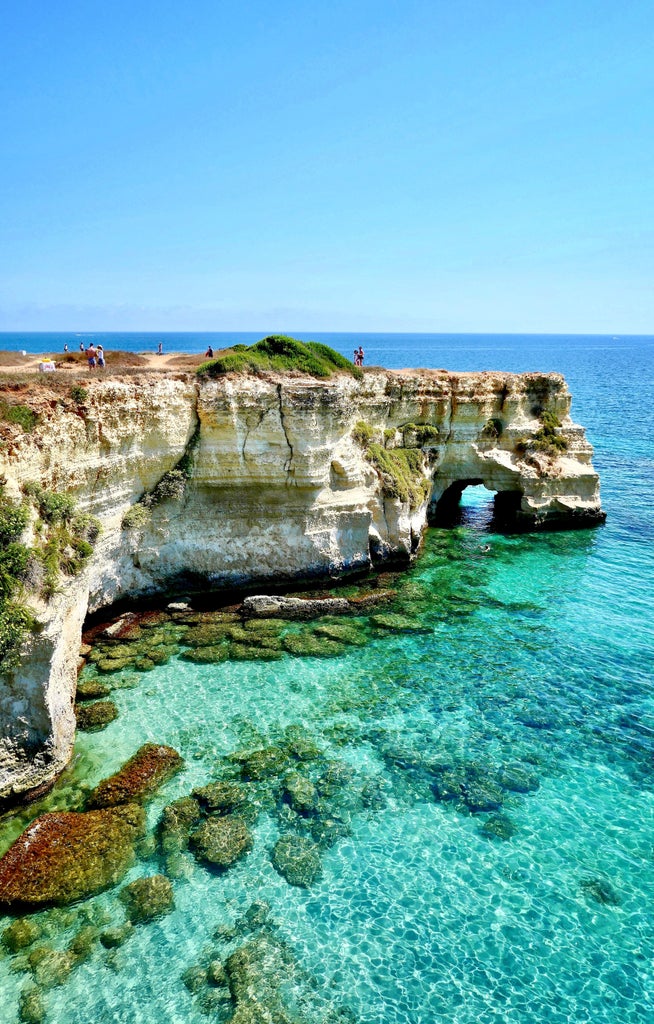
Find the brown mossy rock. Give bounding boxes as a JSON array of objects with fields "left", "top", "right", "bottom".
[
  {"left": 190, "top": 816, "right": 252, "bottom": 869},
  {"left": 229, "top": 643, "right": 284, "bottom": 661},
  {"left": 19, "top": 985, "right": 46, "bottom": 1024},
  {"left": 96, "top": 658, "right": 133, "bottom": 674},
  {"left": 271, "top": 835, "right": 322, "bottom": 887},
  {"left": 192, "top": 781, "right": 246, "bottom": 813},
  {"left": 99, "top": 921, "right": 134, "bottom": 948},
  {"left": 75, "top": 700, "right": 118, "bottom": 731},
  {"left": 120, "top": 874, "right": 174, "bottom": 924},
  {"left": 2, "top": 918, "right": 42, "bottom": 953},
  {"left": 313, "top": 622, "right": 368, "bottom": 646},
  {"left": 0, "top": 805, "right": 145, "bottom": 909},
  {"left": 28, "top": 946, "right": 77, "bottom": 988},
  {"left": 67, "top": 925, "right": 99, "bottom": 963},
  {"left": 183, "top": 623, "right": 234, "bottom": 647},
  {"left": 87, "top": 743, "right": 183, "bottom": 809},
  {"left": 283, "top": 773, "right": 317, "bottom": 813},
  {"left": 368, "top": 612, "right": 428, "bottom": 633},
  {"left": 75, "top": 678, "right": 111, "bottom": 701},
  {"left": 225, "top": 933, "right": 296, "bottom": 1024},
  {"left": 180, "top": 645, "right": 229, "bottom": 664},
  {"left": 229, "top": 746, "right": 290, "bottom": 781},
  {"left": 282, "top": 633, "right": 345, "bottom": 658},
  {"left": 158, "top": 796, "right": 202, "bottom": 854}
]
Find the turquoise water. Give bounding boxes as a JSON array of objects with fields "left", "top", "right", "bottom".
[{"left": 0, "top": 335, "right": 653, "bottom": 1023}]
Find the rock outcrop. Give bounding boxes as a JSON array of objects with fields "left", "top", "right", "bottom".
[{"left": 0, "top": 367, "right": 604, "bottom": 806}]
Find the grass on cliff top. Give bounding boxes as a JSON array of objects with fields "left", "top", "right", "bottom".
[{"left": 196, "top": 336, "right": 363, "bottom": 380}]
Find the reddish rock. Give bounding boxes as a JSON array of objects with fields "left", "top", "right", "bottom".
[
  {"left": 0, "top": 805, "right": 145, "bottom": 908},
  {"left": 86, "top": 743, "right": 183, "bottom": 809}
]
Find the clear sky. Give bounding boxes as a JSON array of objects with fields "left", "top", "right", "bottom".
[{"left": 1, "top": 0, "right": 652, "bottom": 333}]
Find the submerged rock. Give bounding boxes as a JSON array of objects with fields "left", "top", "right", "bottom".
[
  {"left": 75, "top": 678, "right": 112, "bottom": 701},
  {"left": 229, "top": 643, "right": 284, "bottom": 661},
  {"left": 27, "top": 946, "right": 76, "bottom": 988},
  {"left": 479, "top": 814, "right": 518, "bottom": 841},
  {"left": 282, "top": 633, "right": 346, "bottom": 658},
  {"left": 313, "top": 622, "right": 368, "bottom": 646},
  {"left": 192, "top": 781, "right": 245, "bottom": 813},
  {"left": 75, "top": 700, "right": 118, "bottom": 731},
  {"left": 580, "top": 877, "right": 621, "bottom": 906},
  {"left": 181, "top": 645, "right": 230, "bottom": 664},
  {"left": 182, "top": 964, "right": 208, "bottom": 992},
  {"left": 0, "top": 805, "right": 145, "bottom": 908},
  {"left": 191, "top": 817, "right": 252, "bottom": 869},
  {"left": 120, "top": 874, "right": 174, "bottom": 923},
  {"left": 230, "top": 746, "right": 289, "bottom": 781},
  {"left": 462, "top": 780, "right": 504, "bottom": 813},
  {"left": 87, "top": 743, "right": 183, "bottom": 809},
  {"left": 19, "top": 985, "right": 46, "bottom": 1024},
  {"left": 243, "top": 595, "right": 351, "bottom": 619},
  {"left": 99, "top": 922, "right": 134, "bottom": 949},
  {"left": 2, "top": 918, "right": 42, "bottom": 953},
  {"left": 283, "top": 772, "right": 317, "bottom": 813},
  {"left": 496, "top": 764, "right": 540, "bottom": 794},
  {"left": 271, "top": 835, "right": 322, "bottom": 887},
  {"left": 158, "top": 796, "right": 202, "bottom": 853},
  {"left": 369, "top": 613, "right": 428, "bottom": 633}
]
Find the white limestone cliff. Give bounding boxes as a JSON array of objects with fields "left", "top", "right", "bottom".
[{"left": 0, "top": 368, "right": 604, "bottom": 805}]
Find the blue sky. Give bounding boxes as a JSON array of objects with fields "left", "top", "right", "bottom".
[{"left": 1, "top": 1, "right": 652, "bottom": 332}]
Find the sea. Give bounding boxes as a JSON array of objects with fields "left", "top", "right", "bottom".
[{"left": 0, "top": 333, "right": 652, "bottom": 1024}]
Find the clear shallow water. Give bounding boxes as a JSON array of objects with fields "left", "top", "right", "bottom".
[{"left": 0, "top": 334, "right": 653, "bottom": 1024}]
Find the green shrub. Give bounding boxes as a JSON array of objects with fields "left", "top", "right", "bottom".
[
  {"left": 366, "top": 444, "right": 430, "bottom": 509},
  {"left": 71, "top": 513, "right": 101, "bottom": 544},
  {"left": 481, "top": 417, "right": 503, "bottom": 440},
  {"left": 401, "top": 423, "right": 440, "bottom": 446},
  {"left": 0, "top": 501, "right": 29, "bottom": 544},
  {"left": 0, "top": 602, "right": 33, "bottom": 670},
  {"left": 0, "top": 401, "right": 39, "bottom": 432},
  {"left": 70, "top": 385, "right": 88, "bottom": 404},
  {"left": 0, "top": 543, "right": 30, "bottom": 599},
  {"left": 122, "top": 504, "right": 151, "bottom": 530},
  {"left": 197, "top": 335, "right": 360, "bottom": 380},
  {"left": 23, "top": 482, "right": 75, "bottom": 524},
  {"left": 149, "top": 468, "right": 186, "bottom": 504},
  {"left": 352, "top": 421, "right": 376, "bottom": 447}
]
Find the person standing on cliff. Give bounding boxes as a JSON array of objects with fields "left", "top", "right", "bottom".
[
  {"left": 97, "top": 345, "right": 105, "bottom": 368},
  {"left": 353, "top": 348, "right": 359, "bottom": 366},
  {"left": 205, "top": 345, "right": 214, "bottom": 358},
  {"left": 85, "top": 343, "right": 96, "bottom": 370},
  {"left": 157, "top": 341, "right": 163, "bottom": 355},
  {"left": 358, "top": 345, "right": 365, "bottom": 366}
]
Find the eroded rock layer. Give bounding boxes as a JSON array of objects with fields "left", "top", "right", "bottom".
[{"left": 0, "top": 368, "right": 604, "bottom": 804}]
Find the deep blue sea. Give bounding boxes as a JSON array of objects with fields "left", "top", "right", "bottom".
[{"left": 0, "top": 333, "right": 652, "bottom": 1024}]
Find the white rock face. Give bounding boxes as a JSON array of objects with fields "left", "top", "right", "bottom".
[{"left": 0, "top": 368, "right": 604, "bottom": 804}]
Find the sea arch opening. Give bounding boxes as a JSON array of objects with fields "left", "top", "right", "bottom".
[{"left": 428, "top": 477, "right": 523, "bottom": 531}]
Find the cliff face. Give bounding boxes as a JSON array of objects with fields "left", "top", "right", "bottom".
[{"left": 0, "top": 368, "right": 604, "bottom": 804}]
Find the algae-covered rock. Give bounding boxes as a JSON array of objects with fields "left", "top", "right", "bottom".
[
  {"left": 0, "top": 805, "right": 145, "bottom": 908},
  {"left": 87, "top": 743, "right": 183, "bottom": 809},
  {"left": 180, "top": 645, "right": 230, "bottom": 664},
  {"left": 242, "top": 619, "right": 285, "bottom": 636},
  {"left": 283, "top": 773, "right": 317, "bottom": 813},
  {"left": 76, "top": 678, "right": 112, "bottom": 701},
  {"left": 75, "top": 700, "right": 118, "bottom": 731},
  {"left": 68, "top": 925, "right": 99, "bottom": 963},
  {"left": 271, "top": 835, "right": 321, "bottom": 887},
  {"left": 2, "top": 919, "right": 42, "bottom": 953},
  {"left": 497, "top": 764, "right": 540, "bottom": 794},
  {"left": 225, "top": 933, "right": 296, "bottom": 1022},
  {"left": 192, "top": 781, "right": 245, "bottom": 813},
  {"left": 28, "top": 946, "right": 76, "bottom": 988},
  {"left": 282, "top": 633, "right": 346, "bottom": 658},
  {"left": 432, "top": 769, "right": 466, "bottom": 802},
  {"left": 369, "top": 613, "right": 428, "bottom": 632},
  {"left": 580, "top": 877, "right": 621, "bottom": 906},
  {"left": 479, "top": 814, "right": 518, "bottom": 841},
  {"left": 182, "top": 964, "right": 208, "bottom": 992},
  {"left": 158, "top": 796, "right": 202, "bottom": 854},
  {"left": 462, "top": 780, "right": 503, "bottom": 813},
  {"left": 229, "top": 643, "right": 284, "bottom": 661},
  {"left": 19, "top": 985, "right": 46, "bottom": 1024},
  {"left": 191, "top": 817, "right": 252, "bottom": 869},
  {"left": 314, "top": 622, "right": 368, "bottom": 646},
  {"left": 230, "top": 746, "right": 289, "bottom": 781},
  {"left": 120, "top": 875, "right": 174, "bottom": 924},
  {"left": 96, "top": 657, "right": 133, "bottom": 674},
  {"left": 283, "top": 725, "right": 323, "bottom": 762},
  {"left": 99, "top": 922, "right": 134, "bottom": 949}
]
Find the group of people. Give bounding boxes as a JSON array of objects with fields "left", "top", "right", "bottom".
[
  {"left": 83, "top": 342, "right": 105, "bottom": 369},
  {"left": 353, "top": 345, "right": 365, "bottom": 366}
]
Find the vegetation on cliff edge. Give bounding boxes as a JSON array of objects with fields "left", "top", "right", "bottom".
[
  {"left": 196, "top": 336, "right": 362, "bottom": 380},
  {"left": 351, "top": 421, "right": 432, "bottom": 510}
]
